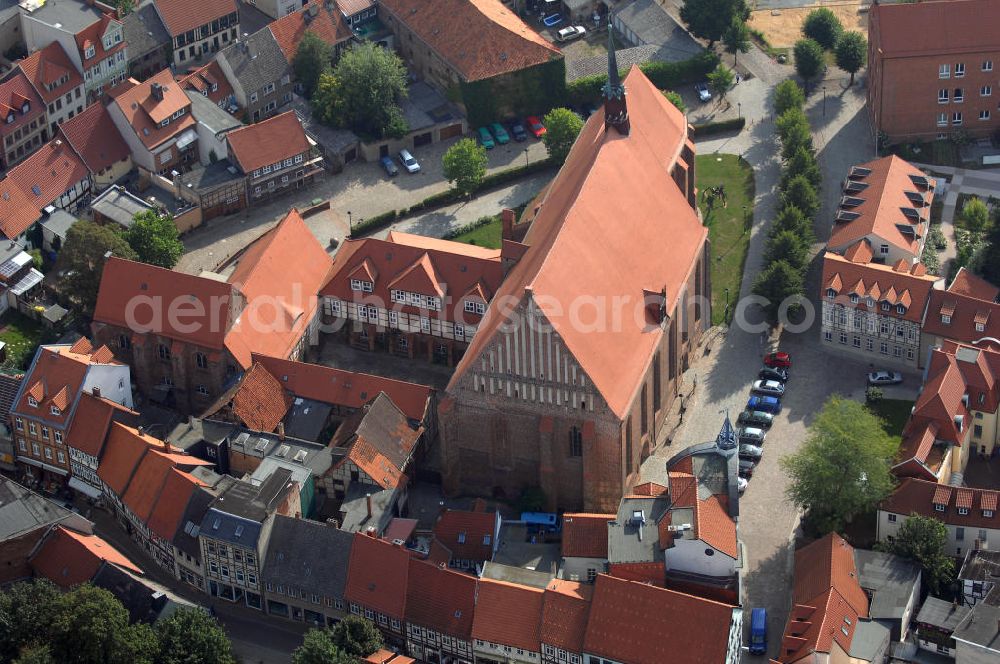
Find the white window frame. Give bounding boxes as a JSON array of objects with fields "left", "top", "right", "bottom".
[
  {"left": 982, "top": 85, "right": 992, "bottom": 97},
  {"left": 938, "top": 89, "right": 949, "bottom": 104},
  {"left": 953, "top": 111, "right": 963, "bottom": 125},
  {"left": 939, "top": 63, "right": 951, "bottom": 78},
  {"left": 937, "top": 112, "right": 948, "bottom": 127},
  {"left": 955, "top": 62, "right": 966, "bottom": 77},
  {"left": 980, "top": 110, "right": 991, "bottom": 121}
]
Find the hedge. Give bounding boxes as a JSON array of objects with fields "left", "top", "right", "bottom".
[
  {"left": 692, "top": 117, "right": 746, "bottom": 136},
  {"left": 442, "top": 214, "right": 500, "bottom": 241},
  {"left": 566, "top": 52, "right": 719, "bottom": 107}
]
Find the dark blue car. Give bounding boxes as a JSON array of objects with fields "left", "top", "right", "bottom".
[{"left": 747, "top": 395, "right": 781, "bottom": 414}]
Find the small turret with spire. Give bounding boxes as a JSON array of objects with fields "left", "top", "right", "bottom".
[
  {"left": 715, "top": 412, "right": 737, "bottom": 451},
  {"left": 602, "top": 23, "right": 630, "bottom": 136}
]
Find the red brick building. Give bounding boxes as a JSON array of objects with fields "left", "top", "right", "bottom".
[
  {"left": 868, "top": 0, "right": 1000, "bottom": 144},
  {"left": 226, "top": 111, "right": 323, "bottom": 203},
  {"left": 438, "top": 61, "right": 708, "bottom": 512}
]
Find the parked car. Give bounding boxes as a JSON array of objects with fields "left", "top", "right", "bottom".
[
  {"left": 749, "top": 608, "right": 768, "bottom": 656},
  {"left": 526, "top": 115, "right": 546, "bottom": 139},
  {"left": 751, "top": 379, "right": 785, "bottom": 397},
  {"left": 509, "top": 120, "right": 528, "bottom": 142},
  {"left": 379, "top": 155, "right": 399, "bottom": 176},
  {"left": 738, "top": 410, "right": 774, "bottom": 429},
  {"left": 737, "top": 476, "right": 748, "bottom": 494},
  {"left": 739, "top": 427, "right": 767, "bottom": 446},
  {"left": 759, "top": 366, "right": 789, "bottom": 383},
  {"left": 695, "top": 82, "right": 711, "bottom": 102},
  {"left": 747, "top": 395, "right": 781, "bottom": 414},
  {"left": 543, "top": 13, "right": 563, "bottom": 27},
  {"left": 557, "top": 25, "right": 587, "bottom": 42},
  {"left": 490, "top": 122, "right": 510, "bottom": 145},
  {"left": 477, "top": 126, "right": 495, "bottom": 149},
  {"left": 398, "top": 148, "right": 420, "bottom": 174},
  {"left": 763, "top": 351, "right": 792, "bottom": 368},
  {"left": 738, "top": 458, "right": 756, "bottom": 478},
  {"left": 868, "top": 370, "right": 903, "bottom": 386},
  {"left": 739, "top": 443, "right": 764, "bottom": 461}
]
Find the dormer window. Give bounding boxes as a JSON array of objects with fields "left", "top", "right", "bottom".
[
  {"left": 959, "top": 507, "right": 970, "bottom": 515},
  {"left": 85, "top": 46, "right": 95, "bottom": 59},
  {"left": 20, "top": 101, "right": 29, "bottom": 114},
  {"left": 211, "top": 83, "right": 218, "bottom": 92},
  {"left": 50, "top": 405, "right": 60, "bottom": 416},
  {"left": 350, "top": 279, "right": 373, "bottom": 292},
  {"left": 866, "top": 297, "right": 875, "bottom": 307},
  {"left": 977, "top": 323, "right": 985, "bottom": 332},
  {"left": 6, "top": 112, "right": 14, "bottom": 124},
  {"left": 464, "top": 300, "right": 486, "bottom": 315},
  {"left": 391, "top": 290, "right": 406, "bottom": 304},
  {"left": 881, "top": 302, "right": 891, "bottom": 312},
  {"left": 114, "top": 32, "right": 122, "bottom": 44},
  {"left": 934, "top": 503, "right": 946, "bottom": 512},
  {"left": 160, "top": 118, "right": 169, "bottom": 127},
  {"left": 27, "top": 396, "right": 37, "bottom": 407},
  {"left": 985, "top": 510, "right": 994, "bottom": 517},
  {"left": 896, "top": 305, "right": 906, "bottom": 315},
  {"left": 942, "top": 315, "right": 952, "bottom": 324}
]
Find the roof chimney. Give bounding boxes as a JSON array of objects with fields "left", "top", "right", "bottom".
[
  {"left": 92, "top": 386, "right": 101, "bottom": 398},
  {"left": 277, "top": 421, "right": 285, "bottom": 440},
  {"left": 602, "top": 24, "right": 630, "bottom": 136},
  {"left": 137, "top": 426, "right": 144, "bottom": 435},
  {"left": 150, "top": 82, "right": 164, "bottom": 101}
]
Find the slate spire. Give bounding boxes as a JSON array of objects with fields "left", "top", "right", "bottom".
[{"left": 602, "top": 24, "right": 630, "bottom": 135}]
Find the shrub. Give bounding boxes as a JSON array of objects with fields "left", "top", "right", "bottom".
[{"left": 692, "top": 117, "right": 746, "bottom": 136}]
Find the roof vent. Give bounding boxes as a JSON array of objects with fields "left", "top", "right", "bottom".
[
  {"left": 392, "top": 538, "right": 405, "bottom": 546},
  {"left": 276, "top": 444, "right": 290, "bottom": 457},
  {"left": 31, "top": 185, "right": 40, "bottom": 196},
  {"left": 293, "top": 449, "right": 307, "bottom": 463},
  {"left": 234, "top": 524, "right": 244, "bottom": 538},
  {"left": 212, "top": 517, "right": 221, "bottom": 530}
]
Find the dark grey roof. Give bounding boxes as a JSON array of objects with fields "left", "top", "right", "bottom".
[
  {"left": 0, "top": 0, "right": 18, "bottom": 24},
  {"left": 848, "top": 619, "right": 890, "bottom": 661},
  {"left": 331, "top": 392, "right": 417, "bottom": 471},
  {"left": 219, "top": 29, "right": 290, "bottom": 96},
  {"left": 186, "top": 90, "right": 242, "bottom": 135},
  {"left": 401, "top": 81, "right": 461, "bottom": 133},
  {"left": 854, "top": 549, "right": 922, "bottom": 620},
  {"left": 122, "top": 3, "right": 171, "bottom": 59},
  {"left": 916, "top": 596, "right": 971, "bottom": 631},
  {"left": 614, "top": 0, "right": 702, "bottom": 59},
  {"left": 39, "top": 209, "right": 77, "bottom": 240},
  {"left": 0, "top": 373, "right": 22, "bottom": 423},
  {"left": 26, "top": 0, "right": 106, "bottom": 33},
  {"left": 167, "top": 417, "right": 238, "bottom": 453},
  {"left": 339, "top": 482, "right": 396, "bottom": 534},
  {"left": 289, "top": 99, "right": 358, "bottom": 155},
  {"left": 261, "top": 514, "right": 354, "bottom": 598},
  {"left": 959, "top": 549, "right": 1000, "bottom": 582},
  {"left": 284, "top": 397, "right": 332, "bottom": 442},
  {"left": 201, "top": 506, "right": 263, "bottom": 547},
  {"left": 173, "top": 485, "right": 216, "bottom": 557},
  {"left": 567, "top": 45, "right": 662, "bottom": 83},
  {"left": 607, "top": 495, "right": 669, "bottom": 565},
  {"left": 91, "top": 185, "right": 155, "bottom": 228},
  {"left": 0, "top": 477, "right": 73, "bottom": 540},
  {"left": 178, "top": 161, "right": 244, "bottom": 193},
  {"left": 91, "top": 563, "right": 182, "bottom": 623},
  {"left": 953, "top": 586, "right": 1000, "bottom": 650},
  {"left": 206, "top": 467, "right": 296, "bottom": 530}
]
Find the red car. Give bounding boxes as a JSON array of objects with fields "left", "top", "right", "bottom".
[
  {"left": 526, "top": 116, "right": 546, "bottom": 139},
  {"left": 763, "top": 351, "right": 792, "bottom": 369}
]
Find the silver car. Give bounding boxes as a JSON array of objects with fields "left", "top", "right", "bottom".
[
  {"left": 739, "top": 443, "right": 764, "bottom": 460},
  {"left": 868, "top": 370, "right": 903, "bottom": 386},
  {"left": 751, "top": 379, "right": 785, "bottom": 397}
]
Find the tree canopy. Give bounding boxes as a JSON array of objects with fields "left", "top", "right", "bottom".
[
  {"left": 541, "top": 107, "right": 584, "bottom": 165},
  {"left": 442, "top": 138, "right": 488, "bottom": 196},
  {"left": 835, "top": 31, "right": 867, "bottom": 85},
  {"left": 782, "top": 145, "right": 822, "bottom": 189},
  {"left": 780, "top": 397, "right": 898, "bottom": 534},
  {"left": 293, "top": 31, "right": 332, "bottom": 97},
  {"left": 770, "top": 205, "right": 811, "bottom": 239},
  {"left": 961, "top": 196, "right": 991, "bottom": 234},
  {"left": 329, "top": 616, "right": 383, "bottom": 658},
  {"left": 773, "top": 79, "right": 805, "bottom": 115},
  {"left": 882, "top": 514, "right": 956, "bottom": 595},
  {"left": 977, "top": 214, "right": 1000, "bottom": 287},
  {"left": 47, "top": 584, "right": 158, "bottom": 664},
  {"left": 312, "top": 42, "right": 409, "bottom": 140},
  {"left": 793, "top": 38, "right": 826, "bottom": 86},
  {"left": 707, "top": 64, "right": 735, "bottom": 100},
  {"left": 680, "top": 0, "right": 750, "bottom": 47},
  {"left": 154, "top": 608, "right": 235, "bottom": 664},
  {"left": 123, "top": 210, "right": 183, "bottom": 269},
  {"left": 803, "top": 8, "right": 843, "bottom": 50},
  {"left": 781, "top": 174, "right": 820, "bottom": 220},
  {"left": 663, "top": 90, "right": 686, "bottom": 113},
  {"left": 752, "top": 259, "right": 805, "bottom": 322},
  {"left": 722, "top": 17, "right": 751, "bottom": 66},
  {"left": 293, "top": 629, "right": 354, "bottom": 664},
  {"left": 764, "top": 229, "right": 810, "bottom": 272},
  {"left": 61, "top": 221, "right": 138, "bottom": 314}
]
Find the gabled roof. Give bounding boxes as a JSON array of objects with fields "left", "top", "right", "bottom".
[
  {"left": 541, "top": 579, "right": 592, "bottom": 654},
  {"left": 561, "top": 513, "right": 614, "bottom": 559},
  {"left": 218, "top": 28, "right": 289, "bottom": 98},
  {"left": 30, "top": 526, "right": 140, "bottom": 589},
  {"left": 64, "top": 391, "right": 138, "bottom": 457},
  {"left": 949, "top": 267, "right": 1000, "bottom": 302},
  {"left": 0, "top": 374, "right": 22, "bottom": 423},
  {"left": 153, "top": 0, "right": 237, "bottom": 37},
  {"left": 344, "top": 533, "right": 411, "bottom": 619},
  {"left": 268, "top": 1, "right": 353, "bottom": 63},
  {"left": 110, "top": 70, "right": 195, "bottom": 150},
  {"left": 584, "top": 574, "right": 735, "bottom": 664},
  {"left": 432, "top": 508, "right": 496, "bottom": 563},
  {"left": 0, "top": 70, "right": 45, "bottom": 137},
  {"left": 331, "top": 392, "right": 421, "bottom": 490},
  {"left": 58, "top": 103, "right": 131, "bottom": 176},
  {"left": 882, "top": 477, "right": 1000, "bottom": 529},
  {"left": 75, "top": 14, "right": 126, "bottom": 68},
  {"left": 226, "top": 111, "right": 311, "bottom": 175},
  {"left": 449, "top": 66, "right": 705, "bottom": 418},
  {"left": 378, "top": 0, "right": 561, "bottom": 82},
  {"left": 17, "top": 42, "right": 83, "bottom": 105},
  {"left": 0, "top": 138, "right": 89, "bottom": 239},
  {"left": 0, "top": 182, "right": 39, "bottom": 241},
  {"left": 122, "top": 3, "right": 171, "bottom": 58},
  {"left": 262, "top": 514, "right": 355, "bottom": 599},
  {"left": 229, "top": 362, "right": 294, "bottom": 432},
  {"left": 871, "top": 0, "right": 1000, "bottom": 58},
  {"left": 97, "top": 422, "right": 178, "bottom": 496},
  {"left": 404, "top": 558, "right": 477, "bottom": 639},
  {"left": 179, "top": 61, "right": 234, "bottom": 107},
  {"left": 821, "top": 252, "right": 939, "bottom": 323},
  {"left": 472, "top": 577, "right": 544, "bottom": 652},
  {"left": 146, "top": 467, "right": 204, "bottom": 542},
  {"left": 923, "top": 271, "right": 1000, "bottom": 345}
]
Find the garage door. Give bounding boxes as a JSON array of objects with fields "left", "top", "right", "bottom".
[
  {"left": 440, "top": 123, "right": 464, "bottom": 140},
  {"left": 413, "top": 132, "right": 432, "bottom": 147}
]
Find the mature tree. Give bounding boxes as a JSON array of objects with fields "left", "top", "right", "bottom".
[
  {"left": 313, "top": 42, "right": 409, "bottom": 139},
  {"left": 770, "top": 205, "right": 811, "bottom": 239},
  {"left": 330, "top": 616, "right": 383, "bottom": 658},
  {"left": 793, "top": 38, "right": 826, "bottom": 88},
  {"left": 883, "top": 514, "right": 956, "bottom": 595},
  {"left": 776, "top": 107, "right": 810, "bottom": 145},
  {"left": 49, "top": 585, "right": 157, "bottom": 664},
  {"left": 14, "top": 644, "right": 55, "bottom": 664},
  {"left": 773, "top": 79, "right": 805, "bottom": 115},
  {"left": 961, "top": 196, "right": 991, "bottom": 234},
  {"left": 541, "top": 107, "right": 584, "bottom": 165},
  {"left": 60, "top": 221, "right": 137, "bottom": 314},
  {"left": 835, "top": 31, "right": 867, "bottom": 85},
  {"left": 0, "top": 580, "right": 61, "bottom": 662},
  {"left": 154, "top": 608, "right": 235, "bottom": 664},
  {"left": 707, "top": 64, "right": 736, "bottom": 100},
  {"left": 124, "top": 210, "right": 183, "bottom": 269},
  {"left": 765, "top": 229, "right": 810, "bottom": 272},
  {"left": 663, "top": 90, "right": 687, "bottom": 113},
  {"left": 782, "top": 175, "right": 820, "bottom": 220},
  {"left": 752, "top": 259, "right": 805, "bottom": 322},
  {"left": 803, "top": 7, "right": 843, "bottom": 50},
  {"left": 680, "top": 0, "right": 750, "bottom": 47},
  {"left": 442, "top": 138, "right": 488, "bottom": 196},
  {"left": 722, "top": 17, "right": 751, "bottom": 66},
  {"left": 978, "top": 219, "right": 1000, "bottom": 286},
  {"left": 781, "top": 145, "right": 821, "bottom": 189},
  {"left": 293, "top": 31, "right": 332, "bottom": 97},
  {"left": 293, "top": 629, "right": 354, "bottom": 664},
  {"left": 781, "top": 397, "right": 898, "bottom": 534},
  {"left": 115, "top": 0, "right": 135, "bottom": 16}
]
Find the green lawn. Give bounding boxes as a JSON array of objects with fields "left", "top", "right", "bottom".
[
  {"left": 0, "top": 312, "right": 48, "bottom": 369},
  {"left": 890, "top": 140, "right": 962, "bottom": 168},
  {"left": 866, "top": 398, "right": 915, "bottom": 438},
  {"left": 697, "top": 154, "right": 755, "bottom": 325},
  {"left": 451, "top": 216, "right": 502, "bottom": 249}
]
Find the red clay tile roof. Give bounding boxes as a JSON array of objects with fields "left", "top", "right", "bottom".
[
  {"left": 75, "top": 14, "right": 127, "bottom": 68},
  {"left": 843, "top": 239, "right": 874, "bottom": 264},
  {"left": 871, "top": 0, "right": 1000, "bottom": 57},
  {"left": 269, "top": 1, "right": 353, "bottom": 63},
  {"left": 821, "top": 252, "right": 939, "bottom": 324},
  {"left": 0, "top": 70, "right": 45, "bottom": 139},
  {"left": 541, "top": 579, "right": 592, "bottom": 654},
  {"left": 31, "top": 526, "right": 140, "bottom": 589},
  {"left": 339, "top": 0, "right": 374, "bottom": 15},
  {"left": 226, "top": 111, "right": 311, "bottom": 175},
  {"left": 110, "top": 70, "right": 194, "bottom": 150},
  {"left": 0, "top": 137, "right": 89, "bottom": 239},
  {"left": 448, "top": 67, "right": 705, "bottom": 418},
  {"left": 364, "top": 650, "right": 415, "bottom": 664},
  {"left": 97, "top": 422, "right": 175, "bottom": 495},
  {"left": 404, "top": 558, "right": 477, "bottom": 639},
  {"left": 585, "top": 574, "right": 735, "bottom": 664},
  {"left": 17, "top": 42, "right": 83, "bottom": 105},
  {"left": 331, "top": 392, "right": 421, "bottom": 489},
  {"left": 949, "top": 267, "right": 999, "bottom": 302},
  {"left": 230, "top": 362, "right": 294, "bottom": 432},
  {"left": 345, "top": 533, "right": 411, "bottom": 619},
  {"left": 146, "top": 468, "right": 203, "bottom": 541},
  {"left": 779, "top": 533, "right": 869, "bottom": 662},
  {"left": 0, "top": 183, "right": 39, "bottom": 241},
  {"left": 94, "top": 257, "right": 235, "bottom": 351},
  {"left": 12, "top": 344, "right": 121, "bottom": 428},
  {"left": 122, "top": 447, "right": 178, "bottom": 521},
  {"left": 64, "top": 392, "right": 138, "bottom": 457},
  {"left": 179, "top": 61, "right": 234, "bottom": 108},
  {"left": 666, "top": 471, "right": 738, "bottom": 558},
  {"left": 252, "top": 354, "right": 433, "bottom": 422},
  {"left": 58, "top": 103, "right": 131, "bottom": 175},
  {"left": 224, "top": 209, "right": 333, "bottom": 367},
  {"left": 153, "top": 0, "right": 237, "bottom": 37},
  {"left": 472, "top": 577, "right": 544, "bottom": 652},
  {"left": 883, "top": 477, "right": 1000, "bottom": 529},
  {"left": 828, "top": 155, "right": 932, "bottom": 257},
  {"left": 378, "top": 0, "right": 561, "bottom": 82},
  {"left": 923, "top": 275, "right": 1000, "bottom": 346},
  {"left": 561, "top": 513, "right": 613, "bottom": 559},
  {"left": 432, "top": 509, "right": 496, "bottom": 563}
]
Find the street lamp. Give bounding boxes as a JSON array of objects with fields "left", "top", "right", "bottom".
[
  {"left": 524, "top": 147, "right": 529, "bottom": 168},
  {"left": 737, "top": 101, "right": 742, "bottom": 119},
  {"left": 347, "top": 210, "right": 353, "bottom": 237},
  {"left": 822, "top": 85, "right": 827, "bottom": 117}
]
